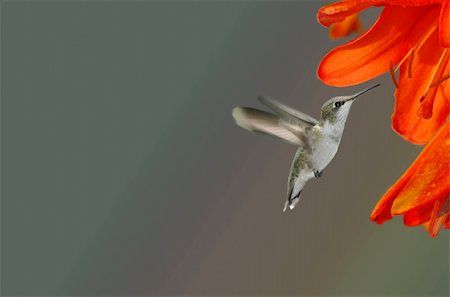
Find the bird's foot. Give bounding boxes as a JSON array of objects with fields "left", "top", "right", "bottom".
[{"left": 314, "top": 170, "right": 323, "bottom": 178}]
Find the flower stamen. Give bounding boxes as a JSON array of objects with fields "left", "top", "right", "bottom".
[
  {"left": 408, "top": 49, "right": 415, "bottom": 79},
  {"left": 425, "top": 197, "right": 448, "bottom": 237},
  {"left": 428, "top": 199, "right": 442, "bottom": 232},
  {"left": 415, "top": 23, "right": 438, "bottom": 52},
  {"left": 417, "top": 50, "right": 448, "bottom": 119},
  {"left": 389, "top": 61, "right": 399, "bottom": 88},
  {"left": 429, "top": 73, "right": 450, "bottom": 88},
  {"left": 425, "top": 213, "right": 448, "bottom": 238},
  {"left": 395, "top": 47, "right": 416, "bottom": 72},
  {"left": 394, "top": 23, "right": 438, "bottom": 72},
  {"left": 395, "top": 48, "right": 415, "bottom": 73},
  {"left": 418, "top": 92, "right": 434, "bottom": 119}
]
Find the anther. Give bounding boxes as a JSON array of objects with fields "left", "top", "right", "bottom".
[{"left": 389, "top": 61, "right": 399, "bottom": 88}]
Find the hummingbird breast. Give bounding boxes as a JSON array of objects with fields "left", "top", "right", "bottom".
[{"left": 309, "top": 123, "right": 343, "bottom": 172}]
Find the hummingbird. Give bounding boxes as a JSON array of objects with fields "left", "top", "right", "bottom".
[{"left": 232, "top": 84, "right": 380, "bottom": 212}]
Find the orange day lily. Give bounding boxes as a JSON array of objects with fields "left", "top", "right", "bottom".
[
  {"left": 317, "top": 0, "right": 449, "bottom": 144},
  {"left": 316, "top": 0, "right": 450, "bottom": 236},
  {"left": 370, "top": 121, "right": 449, "bottom": 237}
]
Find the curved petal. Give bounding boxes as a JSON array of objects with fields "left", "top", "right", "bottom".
[
  {"left": 402, "top": 196, "right": 448, "bottom": 226},
  {"left": 318, "top": 1, "right": 373, "bottom": 27},
  {"left": 318, "top": 6, "right": 435, "bottom": 87},
  {"left": 329, "top": 14, "right": 363, "bottom": 39},
  {"left": 403, "top": 202, "right": 434, "bottom": 226},
  {"left": 392, "top": 34, "right": 449, "bottom": 144},
  {"left": 370, "top": 121, "right": 450, "bottom": 224},
  {"left": 317, "top": 0, "right": 443, "bottom": 27},
  {"left": 439, "top": 0, "right": 450, "bottom": 47}
]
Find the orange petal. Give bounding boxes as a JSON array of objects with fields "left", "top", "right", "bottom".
[
  {"left": 318, "top": 1, "right": 373, "bottom": 27},
  {"left": 403, "top": 197, "right": 448, "bottom": 226},
  {"left": 370, "top": 121, "right": 450, "bottom": 224},
  {"left": 439, "top": 0, "right": 450, "bottom": 47},
  {"left": 317, "top": 0, "right": 443, "bottom": 27},
  {"left": 392, "top": 35, "right": 449, "bottom": 144},
  {"left": 389, "top": 121, "right": 449, "bottom": 214},
  {"left": 329, "top": 14, "right": 363, "bottom": 40},
  {"left": 318, "top": 6, "right": 434, "bottom": 87},
  {"left": 402, "top": 201, "right": 436, "bottom": 226}
]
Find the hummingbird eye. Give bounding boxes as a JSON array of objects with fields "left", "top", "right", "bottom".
[{"left": 334, "top": 101, "right": 344, "bottom": 108}]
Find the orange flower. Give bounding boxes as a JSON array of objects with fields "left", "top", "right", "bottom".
[
  {"left": 329, "top": 14, "right": 363, "bottom": 39},
  {"left": 316, "top": 0, "right": 450, "bottom": 237},
  {"left": 370, "top": 121, "right": 449, "bottom": 237},
  {"left": 317, "top": 0, "right": 449, "bottom": 144}
]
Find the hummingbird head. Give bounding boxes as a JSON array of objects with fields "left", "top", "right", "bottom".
[{"left": 320, "top": 84, "right": 380, "bottom": 124}]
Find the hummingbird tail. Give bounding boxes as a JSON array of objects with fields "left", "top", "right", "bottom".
[{"left": 283, "top": 191, "right": 301, "bottom": 212}]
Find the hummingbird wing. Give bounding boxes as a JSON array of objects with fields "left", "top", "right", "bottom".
[
  {"left": 257, "top": 96, "right": 318, "bottom": 127},
  {"left": 232, "top": 107, "right": 309, "bottom": 147}
]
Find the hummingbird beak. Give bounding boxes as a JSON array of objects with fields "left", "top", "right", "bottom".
[{"left": 344, "top": 83, "right": 380, "bottom": 102}]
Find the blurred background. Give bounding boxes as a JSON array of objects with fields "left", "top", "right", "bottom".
[{"left": 1, "top": 1, "right": 448, "bottom": 296}]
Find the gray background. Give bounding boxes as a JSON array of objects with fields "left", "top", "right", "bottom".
[{"left": 1, "top": 1, "right": 448, "bottom": 296}]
